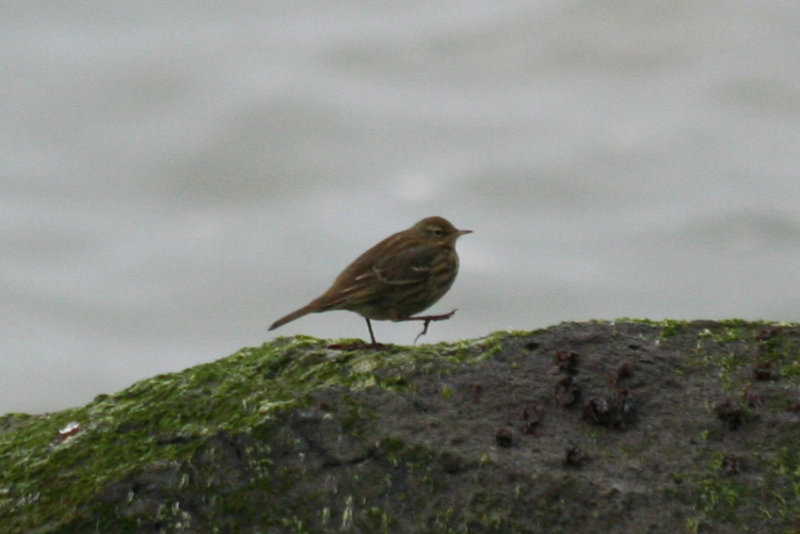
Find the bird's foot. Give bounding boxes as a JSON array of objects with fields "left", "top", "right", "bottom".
[
  {"left": 399, "top": 309, "right": 457, "bottom": 344},
  {"left": 327, "top": 342, "right": 388, "bottom": 351}
]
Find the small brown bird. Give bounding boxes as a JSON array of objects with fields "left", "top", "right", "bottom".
[{"left": 269, "top": 216, "right": 471, "bottom": 346}]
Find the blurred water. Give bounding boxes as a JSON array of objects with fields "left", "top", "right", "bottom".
[{"left": 2, "top": 1, "right": 800, "bottom": 413}]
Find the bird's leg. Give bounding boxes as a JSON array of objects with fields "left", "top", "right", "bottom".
[
  {"left": 327, "top": 318, "right": 385, "bottom": 350},
  {"left": 365, "top": 318, "right": 377, "bottom": 346},
  {"left": 397, "top": 309, "right": 457, "bottom": 344}
]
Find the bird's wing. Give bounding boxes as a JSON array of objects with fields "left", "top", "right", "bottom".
[
  {"left": 316, "top": 236, "right": 437, "bottom": 311},
  {"left": 368, "top": 244, "right": 439, "bottom": 285}
]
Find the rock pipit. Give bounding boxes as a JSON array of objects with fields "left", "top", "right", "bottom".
[{"left": 269, "top": 216, "right": 471, "bottom": 347}]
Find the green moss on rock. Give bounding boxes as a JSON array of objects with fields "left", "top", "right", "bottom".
[{"left": 2, "top": 321, "right": 800, "bottom": 533}]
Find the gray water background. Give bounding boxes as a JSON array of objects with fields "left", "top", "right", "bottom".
[{"left": 3, "top": 2, "right": 800, "bottom": 413}]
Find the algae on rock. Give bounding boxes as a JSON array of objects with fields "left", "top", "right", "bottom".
[{"left": 2, "top": 321, "right": 800, "bottom": 533}]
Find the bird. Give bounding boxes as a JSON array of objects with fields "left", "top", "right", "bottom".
[{"left": 269, "top": 216, "right": 471, "bottom": 347}]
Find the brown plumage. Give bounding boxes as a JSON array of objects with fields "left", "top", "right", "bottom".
[{"left": 269, "top": 216, "right": 471, "bottom": 345}]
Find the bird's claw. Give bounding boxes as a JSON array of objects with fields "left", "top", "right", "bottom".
[{"left": 407, "top": 309, "right": 457, "bottom": 344}]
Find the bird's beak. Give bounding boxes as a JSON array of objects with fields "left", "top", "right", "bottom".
[{"left": 455, "top": 229, "right": 473, "bottom": 237}]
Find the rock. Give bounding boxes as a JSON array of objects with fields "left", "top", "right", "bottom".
[{"left": 2, "top": 320, "right": 800, "bottom": 533}]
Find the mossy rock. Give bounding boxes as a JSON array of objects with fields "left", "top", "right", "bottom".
[{"left": 2, "top": 320, "right": 800, "bottom": 533}]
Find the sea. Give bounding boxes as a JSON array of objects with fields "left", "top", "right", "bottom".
[{"left": 3, "top": 1, "right": 800, "bottom": 413}]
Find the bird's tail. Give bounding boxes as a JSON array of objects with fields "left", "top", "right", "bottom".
[{"left": 269, "top": 302, "right": 318, "bottom": 330}]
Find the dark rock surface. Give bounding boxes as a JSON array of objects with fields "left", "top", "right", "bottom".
[{"left": 2, "top": 320, "right": 800, "bottom": 533}]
